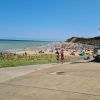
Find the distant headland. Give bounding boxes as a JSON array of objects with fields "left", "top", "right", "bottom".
[{"left": 65, "top": 36, "right": 100, "bottom": 45}]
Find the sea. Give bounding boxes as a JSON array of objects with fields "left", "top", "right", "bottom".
[{"left": 0, "top": 40, "right": 53, "bottom": 52}]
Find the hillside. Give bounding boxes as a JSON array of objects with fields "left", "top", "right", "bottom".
[{"left": 65, "top": 36, "right": 100, "bottom": 45}]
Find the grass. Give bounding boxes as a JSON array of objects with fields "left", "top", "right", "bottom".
[
  {"left": 0, "top": 52, "right": 72, "bottom": 68},
  {"left": 0, "top": 54, "right": 57, "bottom": 68}
]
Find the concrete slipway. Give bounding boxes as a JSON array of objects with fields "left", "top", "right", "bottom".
[{"left": 0, "top": 62, "right": 100, "bottom": 100}]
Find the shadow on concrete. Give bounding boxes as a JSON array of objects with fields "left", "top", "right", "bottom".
[{"left": 71, "top": 61, "right": 89, "bottom": 64}]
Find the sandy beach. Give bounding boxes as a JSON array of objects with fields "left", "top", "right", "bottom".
[
  {"left": 0, "top": 41, "right": 96, "bottom": 68},
  {"left": 14, "top": 42, "right": 94, "bottom": 58}
]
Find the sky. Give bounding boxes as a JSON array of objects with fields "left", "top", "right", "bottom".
[{"left": 0, "top": 0, "right": 100, "bottom": 41}]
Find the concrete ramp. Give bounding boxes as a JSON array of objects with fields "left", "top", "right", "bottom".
[{"left": 0, "top": 63, "right": 100, "bottom": 100}]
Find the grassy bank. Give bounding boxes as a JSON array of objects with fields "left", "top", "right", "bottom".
[
  {"left": 0, "top": 54, "right": 57, "bottom": 68},
  {"left": 0, "top": 51, "right": 72, "bottom": 68}
]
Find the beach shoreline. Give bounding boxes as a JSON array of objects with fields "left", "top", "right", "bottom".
[{"left": 0, "top": 41, "right": 96, "bottom": 68}]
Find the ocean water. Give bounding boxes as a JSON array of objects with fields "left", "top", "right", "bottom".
[{"left": 0, "top": 40, "right": 52, "bottom": 51}]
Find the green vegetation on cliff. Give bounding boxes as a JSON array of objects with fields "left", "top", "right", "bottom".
[{"left": 66, "top": 36, "right": 100, "bottom": 45}]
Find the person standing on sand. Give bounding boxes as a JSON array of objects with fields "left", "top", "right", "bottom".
[
  {"left": 60, "top": 49, "right": 64, "bottom": 64},
  {"left": 55, "top": 50, "right": 60, "bottom": 63}
]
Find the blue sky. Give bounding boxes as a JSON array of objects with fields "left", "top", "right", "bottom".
[{"left": 0, "top": 0, "right": 100, "bottom": 41}]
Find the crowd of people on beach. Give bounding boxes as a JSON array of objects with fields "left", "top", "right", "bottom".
[{"left": 1, "top": 42, "right": 98, "bottom": 63}]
